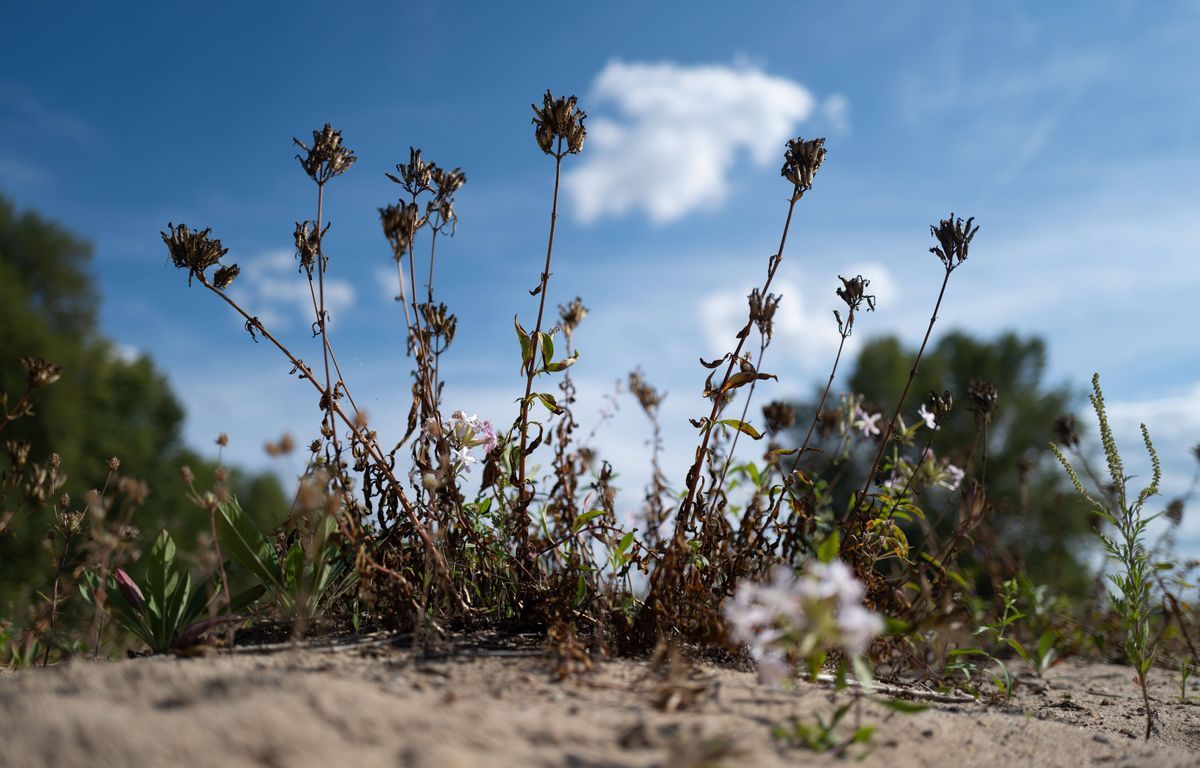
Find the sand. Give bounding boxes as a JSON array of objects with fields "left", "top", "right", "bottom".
[{"left": 1, "top": 632, "right": 1198, "bottom": 767}]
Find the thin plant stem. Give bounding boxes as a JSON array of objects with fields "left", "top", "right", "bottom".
[
  {"left": 515, "top": 140, "right": 565, "bottom": 560},
  {"left": 860, "top": 267, "right": 952, "bottom": 501}
]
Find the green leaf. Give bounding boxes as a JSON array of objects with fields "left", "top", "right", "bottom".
[
  {"left": 535, "top": 392, "right": 564, "bottom": 415},
  {"left": 215, "top": 499, "right": 281, "bottom": 590},
  {"left": 881, "top": 699, "right": 930, "bottom": 714},
  {"left": 544, "top": 350, "right": 579, "bottom": 373},
  {"left": 716, "top": 419, "right": 763, "bottom": 440},
  {"left": 851, "top": 725, "right": 876, "bottom": 744},
  {"left": 514, "top": 315, "right": 533, "bottom": 367},
  {"left": 572, "top": 509, "right": 605, "bottom": 534},
  {"left": 539, "top": 332, "right": 554, "bottom": 368},
  {"left": 816, "top": 531, "right": 840, "bottom": 564},
  {"left": 229, "top": 584, "right": 267, "bottom": 612}
]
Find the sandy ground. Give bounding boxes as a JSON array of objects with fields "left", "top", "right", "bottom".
[{"left": 1, "top": 632, "right": 1198, "bottom": 768}]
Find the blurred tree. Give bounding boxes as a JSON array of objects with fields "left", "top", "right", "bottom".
[
  {"left": 789, "top": 331, "right": 1094, "bottom": 596},
  {"left": 0, "top": 195, "right": 287, "bottom": 608}
]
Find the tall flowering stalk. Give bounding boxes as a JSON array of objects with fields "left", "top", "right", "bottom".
[
  {"left": 846, "top": 215, "right": 977, "bottom": 565},
  {"left": 1052, "top": 373, "right": 1161, "bottom": 739},
  {"left": 511, "top": 91, "right": 586, "bottom": 565},
  {"left": 651, "top": 137, "right": 826, "bottom": 614}
]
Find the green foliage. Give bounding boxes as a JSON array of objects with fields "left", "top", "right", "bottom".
[
  {"left": 80, "top": 531, "right": 209, "bottom": 652},
  {"left": 801, "top": 330, "right": 1093, "bottom": 594},
  {"left": 1051, "top": 372, "right": 1161, "bottom": 739},
  {"left": 771, "top": 700, "right": 875, "bottom": 755},
  {"left": 0, "top": 194, "right": 286, "bottom": 611},
  {"left": 216, "top": 498, "right": 353, "bottom": 620}
]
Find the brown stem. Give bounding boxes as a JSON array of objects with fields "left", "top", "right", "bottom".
[
  {"left": 669, "top": 191, "right": 800, "bottom": 557},
  {"left": 515, "top": 145, "right": 565, "bottom": 560},
  {"left": 198, "top": 278, "right": 456, "bottom": 601},
  {"left": 860, "top": 267, "right": 953, "bottom": 501}
]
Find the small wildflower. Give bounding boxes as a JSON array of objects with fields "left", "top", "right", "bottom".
[
  {"left": 941, "top": 464, "right": 965, "bottom": 492},
  {"left": 114, "top": 568, "right": 146, "bottom": 612},
  {"left": 450, "top": 446, "right": 477, "bottom": 471},
  {"left": 853, "top": 407, "right": 882, "bottom": 438},
  {"left": 474, "top": 420, "right": 498, "bottom": 454},
  {"left": 917, "top": 403, "right": 939, "bottom": 430},
  {"left": 724, "top": 558, "right": 883, "bottom": 688}
]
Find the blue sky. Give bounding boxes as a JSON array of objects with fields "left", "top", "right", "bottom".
[{"left": 3, "top": 2, "right": 1199, "bottom": 547}]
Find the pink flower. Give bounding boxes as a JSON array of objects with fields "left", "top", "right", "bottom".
[
  {"left": 114, "top": 568, "right": 146, "bottom": 612},
  {"left": 473, "top": 420, "right": 498, "bottom": 454}
]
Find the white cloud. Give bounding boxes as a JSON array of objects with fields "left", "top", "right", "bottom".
[
  {"left": 233, "top": 250, "right": 355, "bottom": 330},
  {"left": 565, "top": 60, "right": 818, "bottom": 224},
  {"left": 821, "top": 94, "right": 850, "bottom": 134}
]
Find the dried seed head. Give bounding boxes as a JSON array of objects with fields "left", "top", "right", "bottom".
[
  {"left": 532, "top": 90, "right": 587, "bottom": 156},
  {"left": 762, "top": 400, "right": 796, "bottom": 436},
  {"left": 294, "top": 123, "right": 356, "bottom": 184},
  {"left": 966, "top": 379, "right": 998, "bottom": 418},
  {"left": 21, "top": 356, "right": 62, "bottom": 389},
  {"left": 106, "top": 456, "right": 120, "bottom": 472},
  {"left": 429, "top": 165, "right": 467, "bottom": 232},
  {"left": 5, "top": 440, "right": 31, "bottom": 468},
  {"left": 1166, "top": 498, "right": 1185, "bottom": 526},
  {"left": 213, "top": 264, "right": 240, "bottom": 289},
  {"left": 836, "top": 275, "right": 875, "bottom": 313},
  {"left": 379, "top": 201, "right": 423, "bottom": 260},
  {"left": 294, "top": 221, "right": 321, "bottom": 273},
  {"left": 1053, "top": 415, "right": 1080, "bottom": 449},
  {"left": 117, "top": 476, "right": 149, "bottom": 505},
  {"left": 387, "top": 147, "right": 435, "bottom": 194},
  {"left": 748, "top": 289, "right": 781, "bottom": 340},
  {"left": 419, "top": 302, "right": 457, "bottom": 347},
  {"left": 930, "top": 213, "right": 978, "bottom": 270},
  {"left": 161, "top": 223, "right": 231, "bottom": 285},
  {"left": 927, "top": 390, "right": 954, "bottom": 425},
  {"left": 179, "top": 465, "right": 195, "bottom": 485},
  {"left": 558, "top": 297, "right": 588, "bottom": 340},
  {"left": 629, "top": 369, "right": 665, "bottom": 416},
  {"left": 780, "top": 137, "right": 826, "bottom": 195}
]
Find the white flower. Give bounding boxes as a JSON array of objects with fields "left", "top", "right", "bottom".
[
  {"left": 450, "top": 446, "right": 477, "bottom": 471},
  {"left": 917, "top": 403, "right": 939, "bottom": 430},
  {"left": 837, "top": 603, "right": 885, "bottom": 656},
  {"left": 941, "top": 464, "right": 965, "bottom": 491},
  {"left": 804, "top": 560, "right": 865, "bottom": 605},
  {"left": 852, "top": 407, "right": 882, "bottom": 438}
]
